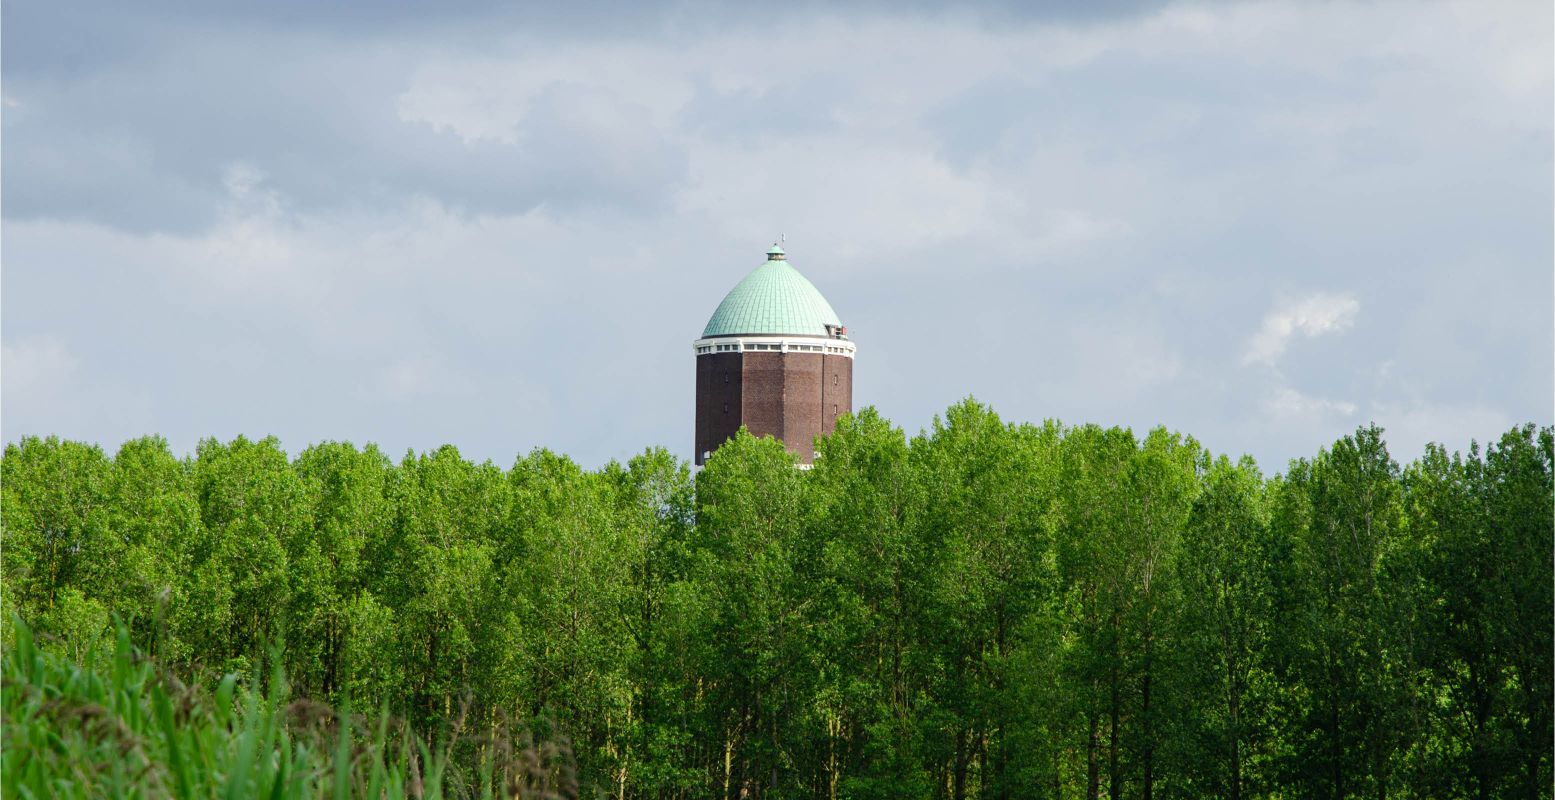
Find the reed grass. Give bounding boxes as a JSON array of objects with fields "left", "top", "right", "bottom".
[{"left": 2, "top": 618, "right": 574, "bottom": 799}]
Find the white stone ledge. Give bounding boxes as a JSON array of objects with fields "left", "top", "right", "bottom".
[{"left": 692, "top": 335, "right": 857, "bottom": 359}]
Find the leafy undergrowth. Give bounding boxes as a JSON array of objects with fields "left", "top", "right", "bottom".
[{"left": 1, "top": 618, "right": 576, "bottom": 799}]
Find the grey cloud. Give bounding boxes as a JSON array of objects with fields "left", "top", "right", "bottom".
[
  {"left": 0, "top": 1, "right": 1224, "bottom": 233},
  {"left": 3, "top": 0, "right": 1172, "bottom": 81},
  {"left": 2, "top": 0, "right": 653, "bottom": 77},
  {"left": 3, "top": 35, "right": 689, "bottom": 233},
  {"left": 2, "top": 1, "right": 1549, "bottom": 472},
  {"left": 680, "top": 74, "right": 853, "bottom": 143}
]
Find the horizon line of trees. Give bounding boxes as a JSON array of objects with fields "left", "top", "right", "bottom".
[{"left": 3, "top": 400, "right": 1551, "bottom": 799}]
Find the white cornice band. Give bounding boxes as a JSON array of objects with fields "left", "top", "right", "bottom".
[{"left": 692, "top": 335, "right": 857, "bottom": 359}]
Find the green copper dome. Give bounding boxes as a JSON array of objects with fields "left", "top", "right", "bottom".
[{"left": 702, "top": 246, "right": 846, "bottom": 338}]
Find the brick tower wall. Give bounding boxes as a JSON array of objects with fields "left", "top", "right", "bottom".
[
  {"left": 740, "top": 352, "right": 788, "bottom": 447},
  {"left": 695, "top": 352, "right": 743, "bottom": 464},
  {"left": 695, "top": 347, "right": 855, "bottom": 466},
  {"left": 777, "top": 353, "right": 823, "bottom": 462},
  {"left": 820, "top": 354, "right": 853, "bottom": 438}
]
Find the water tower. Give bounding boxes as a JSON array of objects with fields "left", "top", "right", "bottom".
[{"left": 693, "top": 244, "right": 855, "bottom": 465}]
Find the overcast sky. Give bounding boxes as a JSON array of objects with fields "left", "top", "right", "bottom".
[{"left": 3, "top": 0, "right": 1550, "bottom": 472}]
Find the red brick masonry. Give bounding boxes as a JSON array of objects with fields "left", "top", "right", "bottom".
[{"left": 695, "top": 349, "right": 853, "bottom": 465}]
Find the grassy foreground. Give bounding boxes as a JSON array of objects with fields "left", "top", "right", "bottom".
[{"left": 1, "top": 618, "right": 575, "bottom": 799}]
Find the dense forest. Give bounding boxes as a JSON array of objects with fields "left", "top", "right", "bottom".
[{"left": 3, "top": 401, "right": 1551, "bottom": 799}]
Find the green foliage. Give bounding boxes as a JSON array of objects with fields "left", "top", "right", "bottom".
[
  {"left": 1, "top": 616, "right": 575, "bottom": 799},
  {"left": 2, "top": 409, "right": 1549, "bottom": 799}
]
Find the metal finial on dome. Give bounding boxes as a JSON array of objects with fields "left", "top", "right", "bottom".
[{"left": 767, "top": 243, "right": 786, "bottom": 261}]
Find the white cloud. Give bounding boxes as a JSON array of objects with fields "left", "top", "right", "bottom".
[
  {"left": 2, "top": 333, "right": 162, "bottom": 444},
  {"left": 2, "top": 0, "right": 1548, "bottom": 469},
  {"left": 2, "top": 335, "right": 79, "bottom": 397},
  {"left": 1071, "top": 325, "right": 1184, "bottom": 397},
  {"left": 375, "top": 354, "right": 475, "bottom": 399},
  {"left": 394, "top": 41, "right": 697, "bottom": 145},
  {"left": 1243, "top": 292, "right": 1360, "bottom": 366},
  {"left": 1372, "top": 401, "right": 1513, "bottom": 463},
  {"left": 221, "top": 162, "right": 266, "bottom": 199},
  {"left": 1264, "top": 386, "right": 1358, "bottom": 420},
  {"left": 2, "top": 336, "right": 86, "bottom": 440}
]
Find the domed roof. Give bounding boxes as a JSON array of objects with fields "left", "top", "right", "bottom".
[{"left": 701, "top": 245, "right": 846, "bottom": 338}]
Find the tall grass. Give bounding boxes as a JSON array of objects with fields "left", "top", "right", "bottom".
[{"left": 1, "top": 618, "right": 575, "bottom": 799}]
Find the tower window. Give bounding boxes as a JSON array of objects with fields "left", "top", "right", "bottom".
[
  {"left": 833, "top": 375, "right": 838, "bottom": 387},
  {"left": 833, "top": 404, "right": 839, "bottom": 415},
  {"left": 723, "top": 403, "right": 729, "bottom": 414}
]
